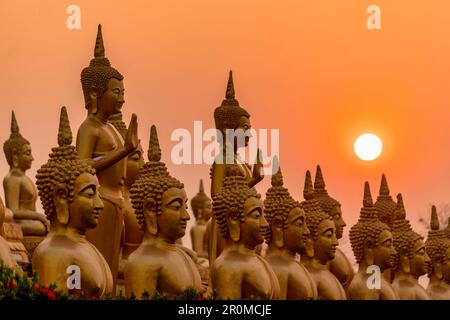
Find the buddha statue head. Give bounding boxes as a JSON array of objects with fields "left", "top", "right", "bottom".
[
  {"left": 130, "top": 125, "right": 189, "bottom": 243},
  {"left": 3, "top": 111, "right": 33, "bottom": 172},
  {"left": 392, "top": 194, "right": 430, "bottom": 277},
  {"left": 425, "top": 205, "right": 450, "bottom": 282},
  {"left": 349, "top": 182, "right": 396, "bottom": 271},
  {"left": 36, "top": 107, "right": 103, "bottom": 232},
  {"left": 264, "top": 162, "right": 309, "bottom": 253},
  {"left": 213, "top": 71, "right": 251, "bottom": 149},
  {"left": 190, "top": 180, "right": 212, "bottom": 224},
  {"left": 374, "top": 174, "right": 397, "bottom": 228},
  {"left": 81, "top": 24, "right": 124, "bottom": 116},
  {"left": 313, "top": 165, "right": 346, "bottom": 239},
  {"left": 213, "top": 165, "right": 267, "bottom": 249},
  {"left": 108, "top": 113, "right": 144, "bottom": 189}
]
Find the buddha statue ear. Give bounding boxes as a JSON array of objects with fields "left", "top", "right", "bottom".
[
  {"left": 305, "top": 238, "right": 315, "bottom": 258},
  {"left": 364, "top": 237, "right": 375, "bottom": 266},
  {"left": 143, "top": 199, "right": 158, "bottom": 235},
  {"left": 272, "top": 217, "right": 284, "bottom": 248},
  {"left": 89, "top": 86, "right": 98, "bottom": 114},
  {"left": 434, "top": 260, "right": 443, "bottom": 280},
  {"left": 12, "top": 154, "right": 19, "bottom": 168},
  {"left": 53, "top": 184, "right": 69, "bottom": 225},
  {"left": 399, "top": 249, "right": 411, "bottom": 274},
  {"left": 228, "top": 211, "right": 241, "bottom": 242}
]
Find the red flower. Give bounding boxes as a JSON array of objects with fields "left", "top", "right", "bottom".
[
  {"left": 194, "top": 297, "right": 207, "bottom": 300},
  {"left": 33, "top": 284, "right": 41, "bottom": 292},
  {"left": 43, "top": 288, "right": 56, "bottom": 300},
  {"left": 8, "top": 280, "right": 17, "bottom": 290}
]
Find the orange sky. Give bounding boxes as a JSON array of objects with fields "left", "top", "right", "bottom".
[{"left": 1, "top": 0, "right": 450, "bottom": 244}]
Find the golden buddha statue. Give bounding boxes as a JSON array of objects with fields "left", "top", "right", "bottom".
[
  {"left": 109, "top": 113, "right": 144, "bottom": 259},
  {"left": 190, "top": 179, "right": 211, "bottom": 259},
  {"left": 301, "top": 171, "right": 346, "bottom": 300},
  {"left": 348, "top": 182, "right": 399, "bottom": 300},
  {"left": 264, "top": 162, "right": 318, "bottom": 299},
  {"left": 391, "top": 194, "right": 431, "bottom": 299},
  {"left": 374, "top": 174, "right": 397, "bottom": 228},
  {"left": 0, "top": 195, "right": 22, "bottom": 274},
  {"left": 425, "top": 205, "right": 450, "bottom": 300},
  {"left": 124, "top": 125, "right": 202, "bottom": 298},
  {"left": 76, "top": 25, "right": 139, "bottom": 291},
  {"left": 211, "top": 165, "right": 279, "bottom": 299},
  {"left": 312, "top": 165, "right": 354, "bottom": 289},
  {"left": 3, "top": 111, "right": 49, "bottom": 253},
  {"left": 33, "top": 107, "right": 113, "bottom": 298},
  {"left": 208, "top": 71, "right": 264, "bottom": 266}
]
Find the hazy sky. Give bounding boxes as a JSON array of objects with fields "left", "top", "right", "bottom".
[{"left": 1, "top": 0, "right": 450, "bottom": 246}]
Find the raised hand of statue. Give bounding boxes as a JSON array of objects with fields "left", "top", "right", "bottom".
[{"left": 124, "top": 113, "right": 139, "bottom": 152}]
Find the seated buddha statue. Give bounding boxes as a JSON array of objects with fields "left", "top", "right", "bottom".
[
  {"left": 391, "top": 194, "right": 431, "bottom": 299},
  {"left": 3, "top": 111, "right": 49, "bottom": 253},
  {"left": 301, "top": 170, "right": 346, "bottom": 300},
  {"left": 347, "top": 182, "right": 399, "bottom": 300},
  {"left": 312, "top": 165, "right": 354, "bottom": 289},
  {"left": 425, "top": 205, "right": 450, "bottom": 300},
  {"left": 108, "top": 113, "right": 144, "bottom": 259},
  {"left": 124, "top": 125, "right": 202, "bottom": 298},
  {"left": 0, "top": 195, "right": 22, "bottom": 274},
  {"left": 190, "top": 179, "right": 211, "bottom": 259},
  {"left": 32, "top": 107, "right": 113, "bottom": 298},
  {"left": 264, "top": 162, "right": 317, "bottom": 299},
  {"left": 211, "top": 165, "right": 280, "bottom": 299},
  {"left": 208, "top": 70, "right": 264, "bottom": 266}
]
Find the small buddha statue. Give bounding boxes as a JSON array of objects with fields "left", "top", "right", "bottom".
[
  {"left": 264, "top": 162, "right": 318, "bottom": 299},
  {"left": 211, "top": 165, "right": 280, "bottom": 299},
  {"left": 108, "top": 113, "right": 144, "bottom": 259},
  {"left": 190, "top": 179, "right": 211, "bottom": 259},
  {"left": 425, "top": 205, "right": 450, "bottom": 300},
  {"left": 208, "top": 70, "right": 264, "bottom": 266},
  {"left": 3, "top": 111, "right": 49, "bottom": 253},
  {"left": 391, "top": 194, "right": 431, "bottom": 299},
  {"left": 33, "top": 107, "right": 113, "bottom": 298},
  {"left": 301, "top": 171, "right": 346, "bottom": 300},
  {"left": 347, "top": 182, "right": 399, "bottom": 300},
  {"left": 0, "top": 195, "right": 22, "bottom": 274},
  {"left": 312, "top": 165, "right": 354, "bottom": 289},
  {"left": 124, "top": 125, "right": 202, "bottom": 298},
  {"left": 77, "top": 25, "right": 139, "bottom": 291}
]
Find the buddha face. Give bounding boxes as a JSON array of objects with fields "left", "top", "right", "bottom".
[
  {"left": 156, "top": 187, "right": 190, "bottom": 243},
  {"left": 330, "top": 205, "right": 346, "bottom": 239},
  {"left": 373, "top": 229, "right": 397, "bottom": 271},
  {"left": 68, "top": 172, "right": 104, "bottom": 231},
  {"left": 284, "top": 207, "right": 310, "bottom": 254},
  {"left": 240, "top": 197, "right": 267, "bottom": 249},
  {"left": 409, "top": 239, "right": 430, "bottom": 277},
  {"left": 125, "top": 144, "right": 144, "bottom": 188},
  {"left": 96, "top": 78, "right": 125, "bottom": 116},
  {"left": 234, "top": 116, "right": 251, "bottom": 148},
  {"left": 13, "top": 143, "right": 33, "bottom": 171},
  {"left": 197, "top": 199, "right": 212, "bottom": 222},
  {"left": 313, "top": 219, "right": 338, "bottom": 264}
]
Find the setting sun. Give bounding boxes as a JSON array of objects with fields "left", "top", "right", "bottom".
[{"left": 354, "top": 133, "right": 383, "bottom": 161}]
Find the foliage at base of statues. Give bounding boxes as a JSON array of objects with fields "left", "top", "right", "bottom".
[{"left": 1, "top": 263, "right": 208, "bottom": 300}]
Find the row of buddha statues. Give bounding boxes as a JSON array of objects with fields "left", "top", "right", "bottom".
[{"left": 1, "top": 24, "right": 449, "bottom": 300}]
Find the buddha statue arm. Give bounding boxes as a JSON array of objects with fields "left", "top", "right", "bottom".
[
  {"left": 212, "top": 265, "right": 243, "bottom": 299},
  {"left": 76, "top": 124, "right": 136, "bottom": 173}
]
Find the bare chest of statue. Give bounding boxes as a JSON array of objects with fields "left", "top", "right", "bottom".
[
  {"left": 242, "top": 255, "right": 278, "bottom": 299},
  {"left": 309, "top": 267, "right": 347, "bottom": 300}
]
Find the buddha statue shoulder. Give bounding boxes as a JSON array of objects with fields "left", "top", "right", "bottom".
[
  {"left": 76, "top": 25, "right": 139, "bottom": 291},
  {"left": 264, "top": 161, "right": 317, "bottom": 299},
  {"left": 391, "top": 194, "right": 431, "bottom": 300},
  {"left": 124, "top": 125, "right": 202, "bottom": 299},
  {"left": 425, "top": 205, "right": 450, "bottom": 300},
  {"left": 312, "top": 165, "right": 354, "bottom": 289},
  {"left": 3, "top": 111, "right": 49, "bottom": 253},
  {"left": 211, "top": 165, "right": 280, "bottom": 300},
  {"left": 208, "top": 71, "right": 264, "bottom": 266},
  {"left": 32, "top": 107, "right": 113, "bottom": 298},
  {"left": 348, "top": 182, "right": 399, "bottom": 300}
]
